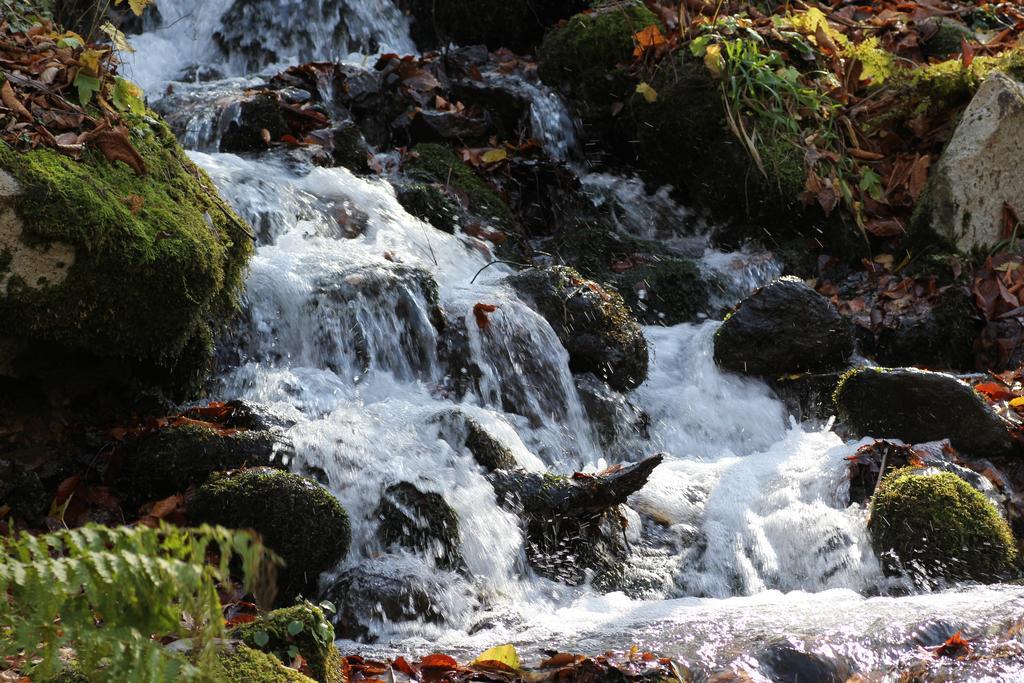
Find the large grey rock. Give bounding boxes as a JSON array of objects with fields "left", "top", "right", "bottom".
[{"left": 917, "top": 73, "right": 1024, "bottom": 252}]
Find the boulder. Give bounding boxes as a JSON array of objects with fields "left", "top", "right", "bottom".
[
  {"left": 489, "top": 455, "right": 662, "bottom": 584},
  {"left": 539, "top": 1, "right": 661, "bottom": 104},
  {"left": 406, "top": 143, "right": 515, "bottom": 231},
  {"left": 188, "top": 468, "right": 350, "bottom": 602},
  {"left": 376, "top": 482, "right": 463, "bottom": 570},
  {"left": 234, "top": 601, "right": 342, "bottom": 683},
  {"left": 395, "top": 182, "right": 462, "bottom": 233},
  {"left": 506, "top": 266, "right": 649, "bottom": 392},
  {"left": 115, "top": 424, "right": 292, "bottom": 504},
  {"left": 219, "top": 91, "right": 288, "bottom": 153},
  {"left": 714, "top": 277, "right": 854, "bottom": 377},
  {"left": 0, "top": 121, "right": 252, "bottom": 399},
  {"left": 869, "top": 467, "right": 1017, "bottom": 581},
  {"left": 575, "top": 373, "right": 648, "bottom": 450},
  {"left": 914, "top": 72, "right": 1024, "bottom": 252},
  {"left": 834, "top": 367, "right": 1019, "bottom": 459}
]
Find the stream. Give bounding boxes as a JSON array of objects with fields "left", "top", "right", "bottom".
[{"left": 125, "top": 2, "right": 1024, "bottom": 679}]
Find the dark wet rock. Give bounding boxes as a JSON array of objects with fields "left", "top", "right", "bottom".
[
  {"left": 324, "top": 120, "right": 371, "bottom": 173},
  {"left": 714, "top": 277, "right": 854, "bottom": 377},
  {"left": 322, "top": 559, "right": 472, "bottom": 642},
  {"left": 234, "top": 601, "right": 342, "bottom": 683},
  {"left": 397, "top": 108, "right": 491, "bottom": 146},
  {"left": 834, "top": 367, "right": 1019, "bottom": 459},
  {"left": 395, "top": 182, "right": 462, "bottom": 233},
  {"left": 768, "top": 371, "right": 845, "bottom": 423},
  {"left": 869, "top": 467, "right": 1017, "bottom": 582},
  {"left": 920, "top": 17, "right": 976, "bottom": 59},
  {"left": 188, "top": 467, "right": 350, "bottom": 602},
  {"left": 857, "top": 286, "right": 977, "bottom": 371},
  {"left": 220, "top": 91, "right": 288, "bottom": 153},
  {"left": 757, "top": 641, "right": 847, "bottom": 683},
  {"left": 575, "top": 373, "right": 648, "bottom": 451},
  {"left": 220, "top": 400, "right": 298, "bottom": 431},
  {"left": 376, "top": 482, "right": 463, "bottom": 570},
  {"left": 506, "top": 266, "right": 648, "bottom": 392},
  {"left": 116, "top": 424, "right": 292, "bottom": 504},
  {"left": 434, "top": 410, "right": 517, "bottom": 471},
  {"left": 489, "top": 455, "right": 662, "bottom": 584}
]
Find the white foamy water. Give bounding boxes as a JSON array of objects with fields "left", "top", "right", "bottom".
[{"left": 129, "top": 4, "right": 1024, "bottom": 678}]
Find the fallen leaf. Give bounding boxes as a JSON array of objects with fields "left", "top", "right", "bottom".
[
  {"left": 635, "top": 81, "right": 658, "bottom": 103},
  {"left": 471, "top": 644, "right": 520, "bottom": 670},
  {"left": 473, "top": 302, "right": 498, "bottom": 329},
  {"left": 420, "top": 654, "right": 459, "bottom": 670},
  {"left": 1, "top": 80, "right": 32, "bottom": 121},
  {"left": 84, "top": 125, "right": 147, "bottom": 175}
]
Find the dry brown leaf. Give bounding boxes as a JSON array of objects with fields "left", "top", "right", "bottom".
[
  {"left": 1, "top": 79, "right": 32, "bottom": 121},
  {"left": 84, "top": 125, "right": 147, "bottom": 175}
]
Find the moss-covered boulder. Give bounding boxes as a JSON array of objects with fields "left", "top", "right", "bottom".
[
  {"left": 539, "top": 1, "right": 661, "bottom": 104},
  {"left": 869, "top": 467, "right": 1018, "bottom": 581},
  {"left": 395, "top": 181, "right": 462, "bottom": 233},
  {"left": 551, "top": 222, "right": 709, "bottom": 325},
  {"left": 211, "top": 643, "right": 315, "bottom": 683},
  {"left": 714, "top": 277, "right": 853, "bottom": 377},
  {"left": 506, "top": 266, "right": 648, "bottom": 391},
  {"left": 433, "top": 409, "right": 517, "bottom": 471},
  {"left": 376, "top": 482, "right": 462, "bottom": 570},
  {"left": 188, "top": 468, "right": 350, "bottom": 601},
  {"left": 116, "top": 424, "right": 292, "bottom": 504},
  {"left": 834, "top": 367, "right": 1019, "bottom": 459},
  {"left": 625, "top": 58, "right": 804, "bottom": 223},
  {"left": 234, "top": 601, "right": 342, "bottom": 683},
  {"left": 0, "top": 119, "right": 252, "bottom": 398},
  {"left": 406, "top": 143, "right": 514, "bottom": 231}
]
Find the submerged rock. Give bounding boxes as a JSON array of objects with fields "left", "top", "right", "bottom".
[
  {"left": 834, "top": 367, "right": 1019, "bottom": 459},
  {"left": 575, "top": 373, "right": 648, "bottom": 451},
  {"left": 714, "top": 277, "right": 853, "bottom": 377},
  {"left": 489, "top": 455, "right": 662, "bottom": 584},
  {"left": 914, "top": 72, "right": 1024, "bottom": 252},
  {"left": 234, "top": 601, "right": 342, "bottom": 683},
  {"left": 869, "top": 467, "right": 1017, "bottom": 581},
  {"left": 322, "top": 558, "right": 473, "bottom": 642},
  {"left": 434, "top": 409, "right": 517, "bottom": 471},
  {"left": 376, "top": 482, "right": 463, "bottom": 570},
  {"left": 188, "top": 468, "right": 350, "bottom": 602},
  {"left": 116, "top": 424, "right": 292, "bottom": 504},
  {"left": 506, "top": 266, "right": 649, "bottom": 392},
  {"left": 0, "top": 121, "right": 252, "bottom": 399}
]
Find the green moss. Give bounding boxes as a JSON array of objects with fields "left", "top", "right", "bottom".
[
  {"left": 758, "top": 132, "right": 807, "bottom": 202},
  {"left": 895, "top": 48, "right": 1024, "bottom": 116},
  {"left": 395, "top": 182, "right": 461, "bottom": 233},
  {"left": 406, "top": 144, "right": 514, "bottom": 228},
  {"left": 211, "top": 643, "right": 315, "bottom": 683},
  {"left": 539, "top": 1, "right": 661, "bottom": 104},
  {"left": 188, "top": 468, "right": 351, "bottom": 601},
  {"left": 235, "top": 602, "right": 341, "bottom": 683},
  {"left": 870, "top": 467, "right": 1017, "bottom": 581},
  {"left": 0, "top": 116, "right": 252, "bottom": 397}
]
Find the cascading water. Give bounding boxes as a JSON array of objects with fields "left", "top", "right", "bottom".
[{"left": 130, "top": 3, "right": 1024, "bottom": 678}]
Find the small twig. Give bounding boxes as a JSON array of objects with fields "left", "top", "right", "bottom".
[{"left": 469, "top": 259, "right": 532, "bottom": 284}]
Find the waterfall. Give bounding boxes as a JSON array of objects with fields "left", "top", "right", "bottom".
[{"left": 129, "top": 1, "right": 1024, "bottom": 674}]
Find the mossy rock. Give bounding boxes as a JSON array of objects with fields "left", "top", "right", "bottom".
[
  {"left": 433, "top": 409, "right": 517, "bottom": 471},
  {"left": 406, "top": 143, "right": 514, "bottom": 230},
  {"left": 188, "top": 468, "right": 351, "bottom": 601},
  {"left": 539, "top": 1, "right": 661, "bottom": 104},
  {"left": 235, "top": 602, "right": 342, "bottom": 683},
  {"left": 624, "top": 57, "right": 804, "bottom": 223},
  {"left": 116, "top": 424, "right": 291, "bottom": 504},
  {"left": 395, "top": 181, "right": 462, "bottom": 233},
  {"left": 211, "top": 643, "right": 316, "bottom": 683},
  {"left": 869, "top": 467, "right": 1018, "bottom": 581},
  {"left": 506, "top": 266, "right": 648, "bottom": 391},
  {"left": 0, "top": 117, "right": 252, "bottom": 398},
  {"left": 834, "top": 367, "right": 1019, "bottom": 459},
  {"left": 376, "top": 482, "right": 463, "bottom": 570},
  {"left": 921, "top": 17, "right": 975, "bottom": 60}
]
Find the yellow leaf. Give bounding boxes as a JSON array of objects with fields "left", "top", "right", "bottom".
[
  {"left": 128, "top": 0, "right": 153, "bottom": 16},
  {"left": 704, "top": 43, "right": 724, "bottom": 79},
  {"left": 79, "top": 48, "right": 106, "bottom": 77},
  {"left": 481, "top": 148, "right": 507, "bottom": 164},
  {"left": 1009, "top": 397, "right": 1024, "bottom": 408},
  {"left": 100, "top": 21, "right": 134, "bottom": 53},
  {"left": 635, "top": 82, "right": 658, "bottom": 103},
  {"left": 471, "top": 644, "right": 520, "bottom": 670}
]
